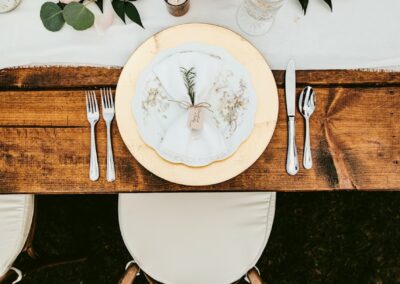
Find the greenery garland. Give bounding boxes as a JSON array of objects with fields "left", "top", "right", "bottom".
[
  {"left": 40, "top": 0, "right": 333, "bottom": 32},
  {"left": 40, "top": 0, "right": 143, "bottom": 32}
]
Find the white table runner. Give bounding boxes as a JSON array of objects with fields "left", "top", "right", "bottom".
[{"left": 1, "top": 0, "right": 400, "bottom": 70}]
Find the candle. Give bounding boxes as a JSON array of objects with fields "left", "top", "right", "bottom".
[
  {"left": 164, "top": 0, "right": 190, "bottom": 17},
  {"left": 168, "top": 0, "right": 186, "bottom": 4}
]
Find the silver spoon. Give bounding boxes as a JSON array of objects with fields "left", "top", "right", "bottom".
[{"left": 299, "top": 86, "right": 316, "bottom": 169}]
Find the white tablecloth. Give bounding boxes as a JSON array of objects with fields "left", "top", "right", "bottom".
[{"left": 1, "top": 0, "right": 400, "bottom": 70}]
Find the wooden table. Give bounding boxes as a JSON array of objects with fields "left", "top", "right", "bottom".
[{"left": 0, "top": 67, "right": 399, "bottom": 193}]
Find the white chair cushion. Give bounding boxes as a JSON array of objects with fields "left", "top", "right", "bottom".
[
  {"left": 0, "top": 195, "right": 34, "bottom": 278},
  {"left": 119, "top": 192, "right": 276, "bottom": 284}
]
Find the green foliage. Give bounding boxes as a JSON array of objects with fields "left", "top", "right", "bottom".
[
  {"left": 124, "top": 1, "right": 143, "bottom": 28},
  {"left": 180, "top": 67, "right": 197, "bottom": 105},
  {"left": 63, "top": 2, "right": 95, "bottom": 31},
  {"left": 40, "top": 0, "right": 144, "bottom": 32},
  {"left": 40, "top": 1, "right": 93, "bottom": 31},
  {"left": 40, "top": 2, "right": 65, "bottom": 32},
  {"left": 298, "top": 0, "right": 333, "bottom": 14},
  {"left": 112, "top": 0, "right": 143, "bottom": 28},
  {"left": 111, "top": 0, "right": 125, "bottom": 22},
  {"left": 95, "top": 0, "right": 103, "bottom": 12}
]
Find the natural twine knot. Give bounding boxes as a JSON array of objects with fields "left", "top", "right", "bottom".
[
  {"left": 168, "top": 99, "right": 213, "bottom": 130},
  {"left": 168, "top": 99, "right": 213, "bottom": 112}
]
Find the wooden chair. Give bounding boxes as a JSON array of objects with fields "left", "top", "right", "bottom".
[
  {"left": 118, "top": 192, "right": 276, "bottom": 284},
  {"left": 0, "top": 195, "right": 34, "bottom": 284}
]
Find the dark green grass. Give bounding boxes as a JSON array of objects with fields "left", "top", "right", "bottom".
[{"left": 15, "top": 193, "right": 400, "bottom": 284}]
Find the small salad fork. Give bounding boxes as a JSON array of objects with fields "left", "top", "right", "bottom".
[
  {"left": 85, "top": 91, "right": 99, "bottom": 181},
  {"left": 299, "top": 86, "right": 316, "bottom": 169},
  {"left": 101, "top": 88, "right": 115, "bottom": 182}
]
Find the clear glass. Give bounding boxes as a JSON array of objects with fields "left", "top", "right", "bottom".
[{"left": 236, "top": 0, "right": 285, "bottom": 36}]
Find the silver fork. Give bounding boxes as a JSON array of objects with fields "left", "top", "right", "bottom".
[
  {"left": 101, "top": 88, "right": 115, "bottom": 182},
  {"left": 86, "top": 91, "right": 100, "bottom": 181},
  {"left": 299, "top": 86, "right": 316, "bottom": 169}
]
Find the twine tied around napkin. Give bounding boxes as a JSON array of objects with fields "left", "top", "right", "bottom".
[{"left": 168, "top": 99, "right": 212, "bottom": 130}]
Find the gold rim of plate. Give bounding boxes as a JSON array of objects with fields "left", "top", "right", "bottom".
[{"left": 115, "top": 23, "right": 279, "bottom": 186}]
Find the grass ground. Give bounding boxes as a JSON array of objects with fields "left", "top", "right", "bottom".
[{"left": 15, "top": 193, "right": 400, "bottom": 284}]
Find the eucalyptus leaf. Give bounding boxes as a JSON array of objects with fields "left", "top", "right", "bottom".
[
  {"left": 125, "top": 2, "right": 143, "bottom": 28},
  {"left": 57, "top": 2, "right": 66, "bottom": 9},
  {"left": 112, "top": 0, "right": 126, "bottom": 23},
  {"left": 63, "top": 2, "right": 95, "bottom": 31},
  {"left": 40, "top": 2, "right": 65, "bottom": 32}
]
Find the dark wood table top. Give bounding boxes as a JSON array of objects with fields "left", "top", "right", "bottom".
[{"left": 0, "top": 67, "right": 399, "bottom": 193}]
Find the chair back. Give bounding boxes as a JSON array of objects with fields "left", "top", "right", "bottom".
[{"left": 119, "top": 192, "right": 276, "bottom": 284}]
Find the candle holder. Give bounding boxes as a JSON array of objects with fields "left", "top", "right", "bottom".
[
  {"left": 164, "top": 0, "right": 190, "bottom": 17},
  {"left": 0, "top": 0, "right": 22, "bottom": 13}
]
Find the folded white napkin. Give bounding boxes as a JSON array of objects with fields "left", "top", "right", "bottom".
[
  {"left": 153, "top": 51, "right": 229, "bottom": 166},
  {"left": 133, "top": 43, "right": 257, "bottom": 167}
]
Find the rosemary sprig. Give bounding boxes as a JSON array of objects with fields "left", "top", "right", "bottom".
[{"left": 180, "top": 67, "right": 196, "bottom": 105}]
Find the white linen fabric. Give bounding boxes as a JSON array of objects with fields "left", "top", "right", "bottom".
[
  {"left": 119, "top": 192, "right": 276, "bottom": 284},
  {"left": 0, "top": 194, "right": 34, "bottom": 278},
  {"left": 1, "top": 0, "right": 400, "bottom": 70}
]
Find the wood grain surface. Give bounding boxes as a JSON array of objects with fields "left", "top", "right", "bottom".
[{"left": 0, "top": 67, "right": 399, "bottom": 193}]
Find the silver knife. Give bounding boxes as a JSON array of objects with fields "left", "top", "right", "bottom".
[{"left": 285, "top": 59, "right": 299, "bottom": 175}]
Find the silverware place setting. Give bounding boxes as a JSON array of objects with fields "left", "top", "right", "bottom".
[
  {"left": 85, "top": 88, "right": 115, "bottom": 182},
  {"left": 285, "top": 59, "right": 316, "bottom": 175}
]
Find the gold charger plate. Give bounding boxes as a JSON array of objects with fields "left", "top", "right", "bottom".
[{"left": 115, "top": 23, "right": 278, "bottom": 186}]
